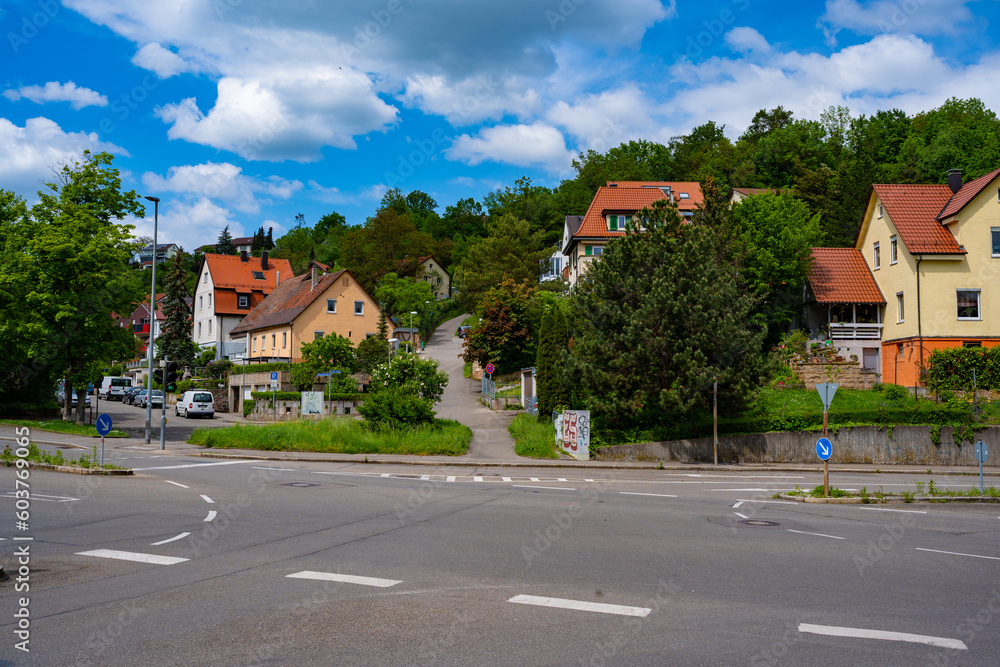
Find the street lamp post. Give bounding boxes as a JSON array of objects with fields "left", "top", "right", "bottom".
[
  {"left": 388, "top": 337, "right": 398, "bottom": 364},
  {"left": 143, "top": 195, "right": 159, "bottom": 444},
  {"left": 409, "top": 311, "right": 417, "bottom": 352},
  {"left": 159, "top": 359, "right": 167, "bottom": 450}
]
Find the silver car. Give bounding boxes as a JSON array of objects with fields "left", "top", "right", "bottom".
[{"left": 139, "top": 390, "right": 163, "bottom": 409}]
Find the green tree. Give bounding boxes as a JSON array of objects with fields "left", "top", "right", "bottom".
[
  {"left": 289, "top": 333, "right": 355, "bottom": 389},
  {"left": 359, "top": 351, "right": 449, "bottom": 429},
  {"left": 273, "top": 215, "right": 319, "bottom": 275},
  {"left": 567, "top": 198, "right": 764, "bottom": 424},
  {"left": 340, "top": 206, "right": 436, "bottom": 293},
  {"left": 452, "top": 213, "right": 550, "bottom": 312},
  {"left": 462, "top": 279, "right": 540, "bottom": 375},
  {"left": 535, "top": 305, "right": 570, "bottom": 419},
  {"left": 374, "top": 272, "right": 435, "bottom": 324},
  {"left": 157, "top": 253, "right": 195, "bottom": 367},
  {"left": 483, "top": 176, "right": 561, "bottom": 245},
  {"left": 216, "top": 225, "right": 236, "bottom": 255},
  {"left": 4, "top": 152, "right": 146, "bottom": 423}
]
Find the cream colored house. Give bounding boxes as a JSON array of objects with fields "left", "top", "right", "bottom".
[{"left": 229, "top": 262, "right": 383, "bottom": 364}]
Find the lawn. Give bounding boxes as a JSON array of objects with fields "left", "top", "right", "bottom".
[
  {"left": 1, "top": 442, "right": 127, "bottom": 470},
  {"left": 0, "top": 419, "right": 129, "bottom": 438},
  {"left": 508, "top": 413, "right": 559, "bottom": 458},
  {"left": 188, "top": 418, "right": 472, "bottom": 456}
]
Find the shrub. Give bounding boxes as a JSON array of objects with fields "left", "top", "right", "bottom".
[
  {"left": 883, "top": 384, "right": 910, "bottom": 401},
  {"left": 205, "top": 359, "right": 234, "bottom": 379},
  {"left": 358, "top": 388, "right": 435, "bottom": 430},
  {"left": 243, "top": 399, "right": 255, "bottom": 417}
]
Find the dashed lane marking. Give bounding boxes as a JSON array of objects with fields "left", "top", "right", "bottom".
[
  {"left": 2, "top": 492, "right": 78, "bottom": 503},
  {"left": 787, "top": 529, "right": 844, "bottom": 540},
  {"left": 502, "top": 477, "right": 512, "bottom": 482},
  {"left": 732, "top": 501, "right": 744, "bottom": 508},
  {"left": 151, "top": 532, "right": 190, "bottom": 546},
  {"left": 165, "top": 481, "right": 189, "bottom": 488},
  {"left": 508, "top": 595, "right": 651, "bottom": 618},
  {"left": 205, "top": 511, "right": 217, "bottom": 522},
  {"left": 860, "top": 507, "right": 926, "bottom": 514},
  {"left": 474, "top": 476, "right": 484, "bottom": 482},
  {"left": 76, "top": 549, "right": 188, "bottom": 565},
  {"left": 798, "top": 623, "right": 967, "bottom": 651},
  {"left": 447, "top": 476, "right": 456, "bottom": 482},
  {"left": 916, "top": 547, "right": 1000, "bottom": 561},
  {"left": 200, "top": 495, "right": 215, "bottom": 504},
  {"left": 512, "top": 485, "right": 577, "bottom": 491},
  {"left": 619, "top": 492, "right": 677, "bottom": 498},
  {"left": 287, "top": 571, "right": 401, "bottom": 588},
  {"left": 734, "top": 512, "right": 749, "bottom": 519}
]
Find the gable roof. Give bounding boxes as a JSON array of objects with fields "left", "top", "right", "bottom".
[
  {"left": 232, "top": 237, "right": 254, "bottom": 246},
  {"left": 937, "top": 168, "right": 1000, "bottom": 219},
  {"left": 203, "top": 253, "right": 294, "bottom": 291},
  {"left": 572, "top": 182, "right": 703, "bottom": 241},
  {"left": 808, "top": 248, "right": 885, "bottom": 304},
  {"left": 732, "top": 187, "right": 792, "bottom": 197},
  {"left": 871, "top": 184, "right": 964, "bottom": 254},
  {"left": 229, "top": 269, "right": 373, "bottom": 337}
]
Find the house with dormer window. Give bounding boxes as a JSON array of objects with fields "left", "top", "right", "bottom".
[
  {"left": 562, "top": 181, "right": 703, "bottom": 286},
  {"left": 193, "top": 251, "right": 294, "bottom": 360}
]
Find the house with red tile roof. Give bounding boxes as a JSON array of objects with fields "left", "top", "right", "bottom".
[
  {"left": 805, "top": 168, "right": 1000, "bottom": 386},
  {"left": 562, "top": 181, "right": 703, "bottom": 286},
  {"left": 730, "top": 187, "right": 792, "bottom": 204},
  {"left": 193, "top": 251, "right": 294, "bottom": 360}
]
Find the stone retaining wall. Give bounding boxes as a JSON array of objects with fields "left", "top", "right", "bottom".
[{"left": 791, "top": 359, "right": 878, "bottom": 390}]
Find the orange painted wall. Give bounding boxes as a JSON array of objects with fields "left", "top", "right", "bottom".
[{"left": 881, "top": 338, "right": 1000, "bottom": 387}]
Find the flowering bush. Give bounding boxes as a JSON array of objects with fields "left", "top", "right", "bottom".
[{"left": 368, "top": 352, "right": 448, "bottom": 403}]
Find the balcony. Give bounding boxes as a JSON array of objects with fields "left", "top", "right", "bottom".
[{"left": 828, "top": 322, "right": 883, "bottom": 340}]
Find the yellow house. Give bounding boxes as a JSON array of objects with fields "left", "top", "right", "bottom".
[
  {"left": 828, "top": 168, "right": 1000, "bottom": 386},
  {"left": 229, "top": 262, "right": 383, "bottom": 363}
]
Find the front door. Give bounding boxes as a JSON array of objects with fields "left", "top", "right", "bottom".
[{"left": 863, "top": 348, "right": 878, "bottom": 371}]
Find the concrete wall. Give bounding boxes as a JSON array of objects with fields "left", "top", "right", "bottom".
[
  {"left": 247, "top": 398, "right": 363, "bottom": 421},
  {"left": 596, "top": 425, "right": 1000, "bottom": 466}
]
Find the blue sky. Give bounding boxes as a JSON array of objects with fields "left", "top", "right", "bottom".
[{"left": 1, "top": 0, "right": 998, "bottom": 251}]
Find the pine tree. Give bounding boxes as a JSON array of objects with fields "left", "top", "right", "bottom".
[
  {"left": 157, "top": 254, "right": 195, "bottom": 366},
  {"left": 266, "top": 227, "right": 274, "bottom": 250},
  {"left": 251, "top": 227, "right": 263, "bottom": 256},
  {"left": 376, "top": 309, "right": 390, "bottom": 340},
  {"left": 536, "top": 306, "right": 570, "bottom": 420},
  {"left": 216, "top": 226, "right": 236, "bottom": 255}
]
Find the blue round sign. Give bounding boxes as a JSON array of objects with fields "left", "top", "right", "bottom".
[
  {"left": 96, "top": 413, "right": 113, "bottom": 437},
  {"left": 816, "top": 437, "right": 832, "bottom": 461}
]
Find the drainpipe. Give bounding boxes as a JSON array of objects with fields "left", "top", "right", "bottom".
[{"left": 916, "top": 254, "right": 924, "bottom": 391}]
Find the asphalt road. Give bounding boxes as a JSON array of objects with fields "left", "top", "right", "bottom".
[{"left": 3, "top": 459, "right": 1000, "bottom": 666}]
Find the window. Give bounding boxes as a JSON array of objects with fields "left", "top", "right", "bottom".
[
  {"left": 252, "top": 337, "right": 256, "bottom": 352},
  {"left": 238, "top": 294, "right": 249, "bottom": 308},
  {"left": 282, "top": 332, "right": 287, "bottom": 348},
  {"left": 349, "top": 331, "right": 352, "bottom": 338},
  {"left": 199, "top": 296, "right": 203, "bottom": 311},
  {"left": 584, "top": 245, "right": 604, "bottom": 256},
  {"left": 964, "top": 341, "right": 983, "bottom": 348},
  {"left": 878, "top": 204, "right": 884, "bottom": 218},
  {"left": 896, "top": 292, "right": 904, "bottom": 323},
  {"left": 958, "top": 290, "right": 981, "bottom": 319},
  {"left": 203, "top": 272, "right": 208, "bottom": 284},
  {"left": 327, "top": 299, "right": 337, "bottom": 313},
  {"left": 197, "top": 321, "right": 202, "bottom": 337},
  {"left": 252, "top": 271, "right": 265, "bottom": 280},
  {"left": 354, "top": 301, "right": 364, "bottom": 315},
  {"left": 992, "top": 228, "right": 1000, "bottom": 257},
  {"left": 315, "top": 331, "right": 324, "bottom": 340},
  {"left": 890, "top": 236, "right": 898, "bottom": 264},
  {"left": 271, "top": 333, "right": 276, "bottom": 349},
  {"left": 208, "top": 293, "right": 212, "bottom": 307},
  {"left": 873, "top": 242, "right": 880, "bottom": 270},
  {"left": 679, "top": 193, "right": 690, "bottom": 199},
  {"left": 208, "top": 320, "right": 212, "bottom": 335}
]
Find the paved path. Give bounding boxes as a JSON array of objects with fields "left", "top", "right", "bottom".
[{"left": 423, "top": 314, "right": 523, "bottom": 462}]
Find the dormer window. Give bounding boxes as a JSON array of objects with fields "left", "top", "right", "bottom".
[{"left": 607, "top": 214, "right": 631, "bottom": 231}]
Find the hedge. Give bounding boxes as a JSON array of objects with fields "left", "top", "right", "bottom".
[
  {"left": 926, "top": 346, "right": 1000, "bottom": 391},
  {"left": 230, "top": 362, "right": 295, "bottom": 375}
]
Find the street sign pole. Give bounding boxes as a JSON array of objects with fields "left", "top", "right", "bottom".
[
  {"left": 816, "top": 383, "right": 838, "bottom": 498},
  {"left": 823, "top": 407, "right": 829, "bottom": 497},
  {"left": 95, "top": 414, "right": 113, "bottom": 468},
  {"left": 713, "top": 378, "right": 718, "bottom": 466},
  {"left": 976, "top": 440, "right": 989, "bottom": 493}
]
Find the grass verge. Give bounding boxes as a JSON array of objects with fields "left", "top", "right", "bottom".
[
  {"left": 1, "top": 442, "right": 127, "bottom": 470},
  {"left": 509, "top": 413, "right": 559, "bottom": 458},
  {"left": 0, "top": 418, "right": 128, "bottom": 438},
  {"left": 188, "top": 418, "right": 472, "bottom": 456}
]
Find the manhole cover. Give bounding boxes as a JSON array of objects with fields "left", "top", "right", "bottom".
[
  {"left": 740, "top": 520, "right": 780, "bottom": 527},
  {"left": 283, "top": 482, "right": 319, "bottom": 488}
]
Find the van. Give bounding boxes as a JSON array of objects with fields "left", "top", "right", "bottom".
[
  {"left": 101, "top": 376, "right": 133, "bottom": 401},
  {"left": 176, "top": 391, "right": 215, "bottom": 419}
]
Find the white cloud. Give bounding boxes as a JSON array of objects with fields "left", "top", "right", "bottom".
[
  {"left": 820, "top": 0, "right": 976, "bottom": 44},
  {"left": 547, "top": 85, "right": 660, "bottom": 153},
  {"left": 142, "top": 163, "right": 302, "bottom": 214},
  {"left": 448, "top": 123, "right": 576, "bottom": 172},
  {"left": 129, "top": 198, "right": 245, "bottom": 253},
  {"left": 132, "top": 43, "right": 198, "bottom": 78},
  {"left": 725, "top": 27, "right": 770, "bottom": 55},
  {"left": 3, "top": 81, "right": 108, "bottom": 109},
  {"left": 0, "top": 117, "right": 126, "bottom": 195},
  {"left": 307, "top": 180, "right": 387, "bottom": 206}
]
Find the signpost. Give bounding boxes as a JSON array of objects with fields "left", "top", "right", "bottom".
[
  {"left": 815, "top": 383, "right": 839, "bottom": 497},
  {"left": 271, "top": 371, "right": 279, "bottom": 422},
  {"left": 976, "top": 440, "right": 989, "bottom": 493},
  {"left": 485, "top": 362, "right": 495, "bottom": 376},
  {"left": 95, "top": 413, "right": 112, "bottom": 468}
]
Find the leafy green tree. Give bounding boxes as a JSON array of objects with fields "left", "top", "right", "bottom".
[
  {"left": 738, "top": 106, "right": 794, "bottom": 144},
  {"left": 567, "top": 198, "right": 764, "bottom": 424},
  {"left": 340, "top": 206, "right": 436, "bottom": 293},
  {"left": 273, "top": 216, "right": 319, "bottom": 274},
  {"left": 483, "top": 176, "right": 561, "bottom": 245},
  {"left": 157, "top": 253, "right": 195, "bottom": 367},
  {"left": 215, "top": 225, "right": 236, "bottom": 255},
  {"left": 374, "top": 272, "right": 434, "bottom": 324},
  {"left": 453, "top": 213, "right": 550, "bottom": 312},
  {"left": 4, "top": 152, "right": 146, "bottom": 422},
  {"left": 354, "top": 334, "right": 389, "bottom": 374},
  {"left": 462, "top": 279, "right": 540, "bottom": 375},
  {"left": 289, "top": 333, "right": 355, "bottom": 389},
  {"left": 535, "top": 305, "right": 570, "bottom": 419},
  {"left": 359, "top": 351, "right": 448, "bottom": 429}
]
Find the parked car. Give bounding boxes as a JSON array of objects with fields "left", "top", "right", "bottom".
[
  {"left": 122, "top": 386, "right": 142, "bottom": 404},
  {"left": 56, "top": 388, "right": 91, "bottom": 408},
  {"left": 130, "top": 389, "right": 148, "bottom": 406},
  {"left": 101, "top": 376, "right": 133, "bottom": 401},
  {"left": 457, "top": 325, "right": 471, "bottom": 338},
  {"left": 138, "top": 390, "right": 163, "bottom": 409},
  {"left": 176, "top": 391, "right": 215, "bottom": 419}
]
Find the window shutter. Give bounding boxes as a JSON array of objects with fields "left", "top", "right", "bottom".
[{"left": 585, "top": 245, "right": 592, "bottom": 256}]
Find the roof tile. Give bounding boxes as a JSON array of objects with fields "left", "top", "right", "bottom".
[
  {"left": 937, "top": 168, "right": 1000, "bottom": 219},
  {"left": 204, "top": 253, "right": 294, "bottom": 291},
  {"left": 809, "top": 248, "right": 885, "bottom": 304},
  {"left": 575, "top": 182, "right": 703, "bottom": 239},
  {"left": 872, "top": 184, "right": 964, "bottom": 254}
]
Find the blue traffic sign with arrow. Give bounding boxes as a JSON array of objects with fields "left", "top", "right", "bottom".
[
  {"left": 96, "top": 414, "right": 113, "bottom": 437},
  {"left": 816, "top": 437, "right": 832, "bottom": 461}
]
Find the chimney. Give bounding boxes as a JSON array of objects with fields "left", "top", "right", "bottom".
[
  {"left": 276, "top": 270, "right": 280, "bottom": 286},
  {"left": 240, "top": 250, "right": 248, "bottom": 262},
  {"left": 261, "top": 251, "right": 269, "bottom": 271},
  {"left": 310, "top": 264, "right": 317, "bottom": 291},
  {"left": 948, "top": 169, "right": 963, "bottom": 195}
]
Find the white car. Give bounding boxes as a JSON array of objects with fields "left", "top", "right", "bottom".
[{"left": 176, "top": 391, "right": 215, "bottom": 419}]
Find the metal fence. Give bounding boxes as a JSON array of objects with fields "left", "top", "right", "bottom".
[{"left": 481, "top": 375, "right": 522, "bottom": 409}]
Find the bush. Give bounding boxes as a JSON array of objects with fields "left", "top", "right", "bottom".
[
  {"left": 358, "top": 388, "right": 435, "bottom": 430},
  {"left": 883, "top": 384, "right": 910, "bottom": 401},
  {"left": 243, "top": 399, "right": 255, "bottom": 417},
  {"left": 205, "top": 359, "right": 234, "bottom": 379}
]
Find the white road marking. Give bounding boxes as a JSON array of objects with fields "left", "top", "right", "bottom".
[
  {"left": 134, "top": 460, "right": 254, "bottom": 471},
  {"left": 787, "top": 529, "right": 844, "bottom": 540},
  {"left": 76, "top": 549, "right": 188, "bottom": 565},
  {"left": 502, "top": 477, "right": 512, "bottom": 482},
  {"left": 732, "top": 501, "right": 744, "bottom": 508},
  {"left": 474, "top": 476, "right": 484, "bottom": 482},
  {"left": 287, "top": 571, "right": 401, "bottom": 588},
  {"left": 151, "top": 532, "right": 190, "bottom": 546},
  {"left": 380, "top": 473, "right": 391, "bottom": 478},
  {"left": 620, "top": 492, "right": 678, "bottom": 498},
  {"left": 204, "top": 510, "right": 217, "bottom": 522},
  {"left": 737, "top": 499, "right": 797, "bottom": 505},
  {"left": 557, "top": 478, "right": 568, "bottom": 482},
  {"left": 734, "top": 512, "right": 749, "bottom": 519},
  {"left": 165, "top": 481, "right": 189, "bottom": 488},
  {"left": 530, "top": 477, "right": 540, "bottom": 482},
  {"left": 916, "top": 548, "right": 1000, "bottom": 561},
  {"left": 508, "top": 595, "right": 651, "bottom": 618},
  {"left": 798, "top": 623, "right": 967, "bottom": 650},
  {"left": 200, "top": 494, "right": 215, "bottom": 504},
  {"left": 860, "top": 507, "right": 926, "bottom": 514},
  {"left": 447, "top": 476, "right": 456, "bottom": 482},
  {"left": 513, "top": 485, "right": 577, "bottom": 491},
  {"left": 585, "top": 478, "right": 595, "bottom": 482},
  {"left": 253, "top": 466, "right": 294, "bottom": 471},
  {"left": 2, "top": 492, "right": 78, "bottom": 503},
  {"left": 420, "top": 475, "right": 430, "bottom": 481}
]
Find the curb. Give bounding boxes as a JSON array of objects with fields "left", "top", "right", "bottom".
[
  {"left": 14, "top": 462, "right": 132, "bottom": 475},
  {"left": 777, "top": 493, "right": 1000, "bottom": 504}
]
